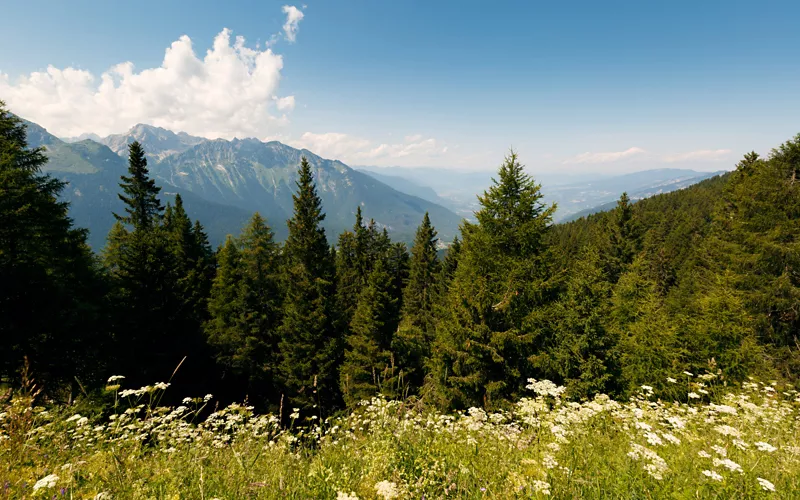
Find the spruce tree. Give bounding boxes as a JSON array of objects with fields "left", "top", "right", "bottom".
[
  {"left": 104, "top": 141, "right": 179, "bottom": 386},
  {"left": 277, "top": 157, "right": 339, "bottom": 413},
  {"left": 0, "top": 102, "right": 106, "bottom": 389},
  {"left": 163, "top": 194, "right": 216, "bottom": 391},
  {"left": 392, "top": 213, "right": 440, "bottom": 395},
  {"left": 340, "top": 260, "right": 399, "bottom": 406},
  {"left": 425, "top": 151, "right": 556, "bottom": 409},
  {"left": 114, "top": 141, "right": 163, "bottom": 230},
  {"left": 606, "top": 192, "right": 639, "bottom": 282},
  {"left": 535, "top": 246, "right": 621, "bottom": 399}
]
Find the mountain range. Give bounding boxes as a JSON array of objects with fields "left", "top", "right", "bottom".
[
  {"left": 24, "top": 120, "right": 464, "bottom": 249},
  {"left": 24, "top": 117, "right": 727, "bottom": 250},
  {"left": 358, "top": 165, "right": 726, "bottom": 222}
]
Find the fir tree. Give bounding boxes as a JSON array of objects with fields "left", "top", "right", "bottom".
[
  {"left": 393, "top": 213, "right": 440, "bottom": 395},
  {"left": 606, "top": 192, "right": 639, "bottom": 282},
  {"left": 277, "top": 157, "right": 339, "bottom": 413},
  {"left": 104, "top": 142, "right": 181, "bottom": 386},
  {"left": 425, "top": 151, "right": 557, "bottom": 409},
  {"left": 340, "top": 260, "right": 399, "bottom": 406},
  {"left": 114, "top": 141, "right": 163, "bottom": 230},
  {"left": 534, "top": 246, "right": 621, "bottom": 399},
  {"left": 0, "top": 102, "right": 106, "bottom": 389}
]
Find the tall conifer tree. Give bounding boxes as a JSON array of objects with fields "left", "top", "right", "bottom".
[
  {"left": 277, "top": 157, "right": 339, "bottom": 412},
  {"left": 0, "top": 102, "right": 105, "bottom": 388},
  {"left": 340, "top": 259, "right": 399, "bottom": 406},
  {"left": 425, "top": 152, "right": 556, "bottom": 409},
  {"left": 393, "top": 213, "right": 440, "bottom": 395}
]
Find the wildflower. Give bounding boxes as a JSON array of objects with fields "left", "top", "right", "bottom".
[
  {"left": 711, "top": 445, "right": 727, "bottom": 457},
  {"left": 714, "top": 425, "right": 741, "bottom": 438},
  {"left": 531, "top": 480, "right": 551, "bottom": 495},
  {"left": 526, "top": 379, "right": 566, "bottom": 398},
  {"left": 290, "top": 408, "right": 300, "bottom": 420},
  {"left": 107, "top": 375, "right": 125, "bottom": 383},
  {"left": 662, "top": 433, "right": 681, "bottom": 445},
  {"left": 667, "top": 377, "right": 677, "bottom": 383},
  {"left": 757, "top": 477, "right": 776, "bottom": 492},
  {"left": 683, "top": 371, "right": 694, "bottom": 377},
  {"left": 755, "top": 441, "right": 777, "bottom": 453},
  {"left": 337, "top": 492, "right": 359, "bottom": 500},
  {"left": 542, "top": 454, "right": 558, "bottom": 469},
  {"left": 688, "top": 392, "right": 701, "bottom": 399},
  {"left": 154, "top": 382, "right": 170, "bottom": 391},
  {"left": 641, "top": 385, "right": 653, "bottom": 392},
  {"left": 712, "top": 458, "right": 743, "bottom": 474},
  {"left": 645, "top": 432, "right": 663, "bottom": 446},
  {"left": 732, "top": 439, "right": 749, "bottom": 450},
  {"left": 698, "top": 450, "right": 711, "bottom": 458},
  {"left": 204, "top": 394, "right": 213, "bottom": 402},
  {"left": 635, "top": 421, "right": 652, "bottom": 431},
  {"left": 33, "top": 474, "right": 59, "bottom": 491},
  {"left": 93, "top": 493, "right": 112, "bottom": 500},
  {"left": 374, "top": 480, "right": 398, "bottom": 499},
  {"left": 702, "top": 470, "right": 723, "bottom": 482}
]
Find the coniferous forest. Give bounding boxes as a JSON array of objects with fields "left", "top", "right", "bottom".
[
  {"left": 4, "top": 98, "right": 800, "bottom": 497},
  {"left": 2, "top": 101, "right": 799, "bottom": 414}
]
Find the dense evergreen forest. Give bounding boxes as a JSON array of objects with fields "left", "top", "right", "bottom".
[{"left": 2, "top": 101, "right": 798, "bottom": 415}]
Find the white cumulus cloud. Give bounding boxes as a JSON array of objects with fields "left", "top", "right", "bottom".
[
  {"left": 291, "top": 132, "right": 448, "bottom": 166},
  {"left": 662, "top": 149, "right": 731, "bottom": 163},
  {"left": 282, "top": 5, "right": 305, "bottom": 43},
  {"left": 0, "top": 28, "right": 296, "bottom": 139},
  {"left": 564, "top": 147, "right": 646, "bottom": 164}
]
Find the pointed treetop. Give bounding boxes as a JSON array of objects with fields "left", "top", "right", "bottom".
[{"left": 114, "top": 140, "right": 164, "bottom": 231}]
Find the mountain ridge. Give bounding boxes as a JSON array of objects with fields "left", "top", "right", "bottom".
[{"left": 23, "top": 119, "right": 464, "bottom": 248}]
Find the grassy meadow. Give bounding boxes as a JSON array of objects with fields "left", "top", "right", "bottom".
[{"left": 1, "top": 373, "right": 798, "bottom": 499}]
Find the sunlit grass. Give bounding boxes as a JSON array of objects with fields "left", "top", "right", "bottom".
[{"left": 1, "top": 374, "right": 798, "bottom": 498}]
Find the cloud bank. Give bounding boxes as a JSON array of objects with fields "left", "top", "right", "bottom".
[
  {"left": 0, "top": 7, "right": 307, "bottom": 139},
  {"left": 290, "top": 132, "right": 448, "bottom": 166}
]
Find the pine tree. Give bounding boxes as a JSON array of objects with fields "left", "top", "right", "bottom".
[
  {"left": 162, "top": 194, "right": 216, "bottom": 392},
  {"left": 0, "top": 102, "right": 106, "bottom": 389},
  {"left": 340, "top": 260, "right": 399, "bottom": 406},
  {"left": 425, "top": 151, "right": 557, "bottom": 409},
  {"left": 114, "top": 141, "right": 163, "bottom": 230},
  {"left": 104, "top": 142, "right": 180, "bottom": 386},
  {"left": 534, "top": 246, "right": 621, "bottom": 399},
  {"left": 205, "top": 236, "right": 247, "bottom": 392},
  {"left": 606, "top": 192, "right": 639, "bottom": 282},
  {"left": 239, "top": 213, "right": 282, "bottom": 405},
  {"left": 392, "top": 213, "right": 440, "bottom": 396},
  {"left": 334, "top": 208, "right": 368, "bottom": 333},
  {"left": 277, "top": 157, "right": 339, "bottom": 413}
]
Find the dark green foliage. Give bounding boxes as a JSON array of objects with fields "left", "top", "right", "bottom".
[
  {"left": 114, "top": 141, "right": 163, "bottom": 231},
  {"left": 104, "top": 143, "right": 215, "bottom": 392},
  {"left": 0, "top": 101, "right": 106, "bottom": 391},
  {"left": 425, "top": 152, "right": 557, "bottom": 409},
  {"left": 535, "top": 246, "right": 621, "bottom": 399},
  {"left": 205, "top": 214, "right": 283, "bottom": 407},
  {"left": 4, "top": 110, "right": 800, "bottom": 414},
  {"left": 393, "top": 213, "right": 441, "bottom": 396},
  {"left": 340, "top": 260, "right": 399, "bottom": 406},
  {"left": 277, "top": 157, "right": 339, "bottom": 412}
]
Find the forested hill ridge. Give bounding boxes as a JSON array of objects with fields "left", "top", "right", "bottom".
[
  {"left": 2, "top": 100, "right": 799, "bottom": 417},
  {"left": 21, "top": 118, "right": 463, "bottom": 247}
]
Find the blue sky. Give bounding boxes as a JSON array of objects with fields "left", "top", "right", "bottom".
[{"left": 2, "top": 0, "right": 799, "bottom": 172}]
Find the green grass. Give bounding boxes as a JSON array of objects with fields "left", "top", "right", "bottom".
[{"left": 1, "top": 375, "right": 798, "bottom": 498}]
